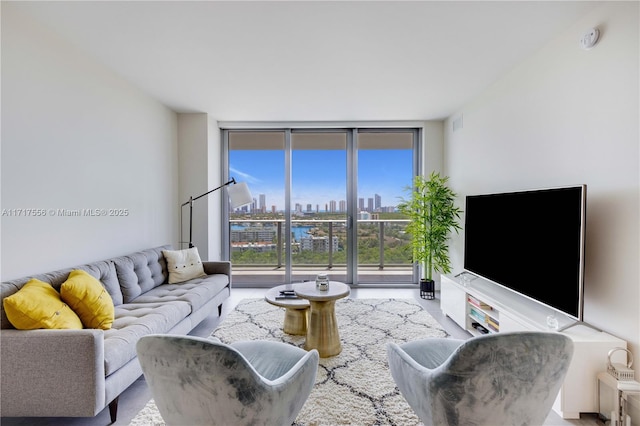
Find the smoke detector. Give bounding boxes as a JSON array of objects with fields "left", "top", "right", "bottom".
[{"left": 579, "top": 27, "right": 600, "bottom": 50}]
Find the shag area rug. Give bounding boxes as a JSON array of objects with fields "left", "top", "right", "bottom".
[{"left": 130, "top": 298, "right": 448, "bottom": 425}]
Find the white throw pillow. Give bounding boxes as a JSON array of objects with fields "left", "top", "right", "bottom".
[{"left": 162, "top": 248, "right": 207, "bottom": 284}]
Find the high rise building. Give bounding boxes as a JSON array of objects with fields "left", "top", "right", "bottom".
[
  {"left": 329, "top": 200, "right": 337, "bottom": 212},
  {"left": 300, "top": 236, "right": 339, "bottom": 253},
  {"left": 367, "top": 197, "right": 373, "bottom": 212},
  {"left": 231, "top": 227, "right": 276, "bottom": 243},
  {"left": 259, "top": 194, "right": 266, "bottom": 213},
  {"left": 374, "top": 194, "right": 381, "bottom": 211},
  {"left": 339, "top": 200, "right": 346, "bottom": 212},
  {"left": 358, "top": 198, "right": 365, "bottom": 211}
]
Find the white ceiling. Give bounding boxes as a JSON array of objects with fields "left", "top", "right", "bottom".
[{"left": 10, "top": 1, "right": 601, "bottom": 122}]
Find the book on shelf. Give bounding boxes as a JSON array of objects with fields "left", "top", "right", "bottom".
[
  {"left": 471, "top": 322, "right": 490, "bottom": 334},
  {"left": 486, "top": 317, "right": 500, "bottom": 329},
  {"left": 468, "top": 295, "right": 492, "bottom": 310},
  {"left": 469, "top": 307, "right": 486, "bottom": 323}
]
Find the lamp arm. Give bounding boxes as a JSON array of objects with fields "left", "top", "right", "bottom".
[
  {"left": 181, "top": 178, "right": 236, "bottom": 207},
  {"left": 181, "top": 178, "right": 236, "bottom": 248},
  {"left": 192, "top": 178, "right": 236, "bottom": 202}
]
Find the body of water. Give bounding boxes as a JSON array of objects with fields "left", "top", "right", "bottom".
[{"left": 231, "top": 224, "right": 312, "bottom": 241}]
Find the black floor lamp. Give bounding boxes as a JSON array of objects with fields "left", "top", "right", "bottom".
[{"left": 181, "top": 178, "right": 252, "bottom": 248}]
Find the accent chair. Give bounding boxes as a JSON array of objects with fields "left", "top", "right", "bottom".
[
  {"left": 387, "top": 331, "right": 574, "bottom": 426},
  {"left": 137, "top": 334, "right": 319, "bottom": 426}
]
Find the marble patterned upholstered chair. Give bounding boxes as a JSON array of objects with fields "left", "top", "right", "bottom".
[
  {"left": 137, "top": 334, "right": 319, "bottom": 426},
  {"left": 387, "top": 331, "right": 574, "bottom": 426}
]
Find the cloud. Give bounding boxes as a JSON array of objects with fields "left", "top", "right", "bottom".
[{"left": 230, "top": 167, "right": 261, "bottom": 184}]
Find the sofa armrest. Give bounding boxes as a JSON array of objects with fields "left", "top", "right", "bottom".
[
  {"left": 0, "top": 328, "right": 106, "bottom": 417},
  {"left": 203, "top": 261, "right": 232, "bottom": 285}
]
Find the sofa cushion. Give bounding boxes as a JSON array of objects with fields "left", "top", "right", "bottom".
[
  {"left": 60, "top": 270, "right": 115, "bottom": 330},
  {"left": 103, "top": 300, "right": 190, "bottom": 375},
  {"left": 3, "top": 279, "right": 83, "bottom": 330},
  {"left": 114, "top": 246, "right": 169, "bottom": 303},
  {"left": 162, "top": 247, "right": 206, "bottom": 284},
  {"left": 1, "top": 260, "right": 123, "bottom": 305},
  {"left": 131, "top": 274, "right": 229, "bottom": 313},
  {"left": 80, "top": 261, "right": 123, "bottom": 306}
]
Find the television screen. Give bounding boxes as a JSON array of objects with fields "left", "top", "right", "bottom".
[{"left": 463, "top": 185, "right": 586, "bottom": 320}]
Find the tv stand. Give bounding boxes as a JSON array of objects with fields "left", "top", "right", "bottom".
[{"left": 440, "top": 273, "right": 627, "bottom": 419}]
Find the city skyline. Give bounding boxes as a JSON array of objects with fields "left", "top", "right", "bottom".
[
  {"left": 230, "top": 147, "right": 413, "bottom": 212},
  {"left": 235, "top": 193, "right": 393, "bottom": 214}
]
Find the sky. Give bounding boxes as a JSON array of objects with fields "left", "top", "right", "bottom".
[{"left": 230, "top": 148, "right": 413, "bottom": 211}]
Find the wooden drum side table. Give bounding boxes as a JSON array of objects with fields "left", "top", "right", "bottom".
[
  {"left": 294, "top": 281, "right": 350, "bottom": 357},
  {"left": 264, "top": 284, "right": 310, "bottom": 335}
]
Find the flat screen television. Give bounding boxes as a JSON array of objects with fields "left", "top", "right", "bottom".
[{"left": 463, "top": 185, "right": 586, "bottom": 321}]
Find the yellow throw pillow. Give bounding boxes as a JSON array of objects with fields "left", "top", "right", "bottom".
[
  {"left": 60, "top": 270, "right": 115, "bottom": 330},
  {"left": 3, "top": 279, "right": 83, "bottom": 330},
  {"left": 162, "top": 247, "right": 206, "bottom": 284}
]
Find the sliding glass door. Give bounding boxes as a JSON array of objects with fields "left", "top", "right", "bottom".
[
  {"left": 291, "top": 131, "right": 348, "bottom": 283},
  {"left": 224, "top": 127, "right": 418, "bottom": 286},
  {"left": 356, "top": 131, "right": 416, "bottom": 284},
  {"left": 226, "top": 131, "right": 287, "bottom": 285}
]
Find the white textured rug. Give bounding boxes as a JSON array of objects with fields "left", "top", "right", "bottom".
[{"left": 130, "top": 298, "right": 447, "bottom": 426}]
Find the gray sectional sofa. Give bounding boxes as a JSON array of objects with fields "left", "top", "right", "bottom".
[{"left": 0, "top": 245, "right": 231, "bottom": 421}]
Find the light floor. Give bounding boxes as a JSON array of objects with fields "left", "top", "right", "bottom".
[{"left": 1, "top": 288, "right": 599, "bottom": 426}]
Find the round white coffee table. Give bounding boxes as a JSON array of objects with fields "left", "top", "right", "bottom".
[
  {"left": 264, "top": 284, "right": 310, "bottom": 335},
  {"left": 294, "top": 281, "right": 350, "bottom": 357}
]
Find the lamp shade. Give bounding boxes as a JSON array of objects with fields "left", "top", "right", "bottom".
[{"left": 227, "top": 182, "right": 252, "bottom": 209}]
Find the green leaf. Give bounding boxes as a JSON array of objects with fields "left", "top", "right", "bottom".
[{"left": 397, "top": 172, "right": 462, "bottom": 280}]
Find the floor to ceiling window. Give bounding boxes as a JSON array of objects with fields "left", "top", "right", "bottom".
[
  {"left": 223, "top": 127, "right": 420, "bottom": 287},
  {"left": 356, "top": 130, "right": 416, "bottom": 284},
  {"left": 225, "top": 131, "right": 288, "bottom": 285},
  {"left": 291, "top": 131, "right": 349, "bottom": 283}
]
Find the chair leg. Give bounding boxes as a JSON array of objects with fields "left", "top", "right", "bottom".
[{"left": 109, "top": 397, "right": 118, "bottom": 423}]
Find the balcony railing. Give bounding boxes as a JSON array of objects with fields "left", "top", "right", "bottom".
[{"left": 230, "top": 218, "right": 413, "bottom": 273}]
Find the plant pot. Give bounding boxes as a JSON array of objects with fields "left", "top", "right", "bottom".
[{"left": 420, "top": 279, "right": 435, "bottom": 300}]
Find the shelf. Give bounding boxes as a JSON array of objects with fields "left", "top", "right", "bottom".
[
  {"left": 470, "top": 321, "right": 491, "bottom": 335},
  {"left": 467, "top": 294, "right": 492, "bottom": 310},
  {"left": 468, "top": 299, "right": 499, "bottom": 334}
]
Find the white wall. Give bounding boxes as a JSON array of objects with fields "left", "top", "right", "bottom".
[
  {"left": 176, "top": 113, "right": 223, "bottom": 261},
  {"left": 207, "top": 118, "right": 223, "bottom": 260},
  {"left": 422, "top": 121, "right": 445, "bottom": 177},
  {"left": 1, "top": 4, "right": 179, "bottom": 280},
  {"left": 177, "top": 113, "right": 209, "bottom": 258},
  {"left": 444, "top": 2, "right": 639, "bottom": 369}
]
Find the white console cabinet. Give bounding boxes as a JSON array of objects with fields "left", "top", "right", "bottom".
[{"left": 440, "top": 274, "right": 627, "bottom": 419}]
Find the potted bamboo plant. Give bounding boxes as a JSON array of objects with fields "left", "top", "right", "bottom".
[{"left": 398, "top": 172, "right": 462, "bottom": 299}]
